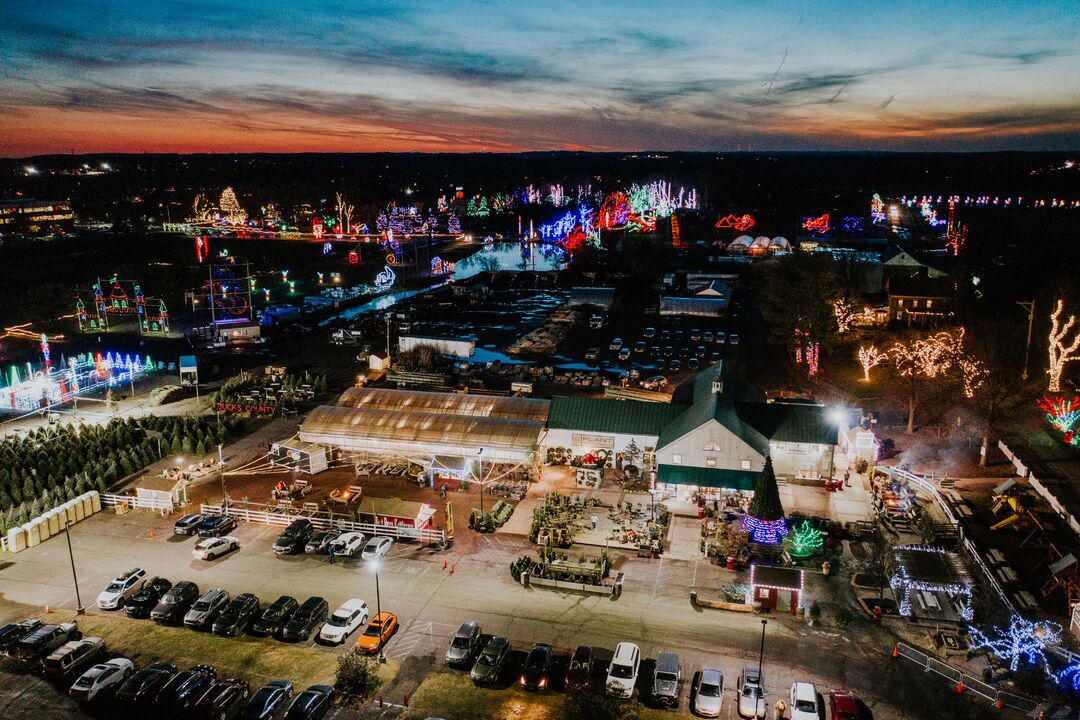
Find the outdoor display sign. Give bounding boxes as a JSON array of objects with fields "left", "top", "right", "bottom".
[
  {"left": 215, "top": 401, "right": 277, "bottom": 416},
  {"left": 179, "top": 355, "right": 198, "bottom": 387}
]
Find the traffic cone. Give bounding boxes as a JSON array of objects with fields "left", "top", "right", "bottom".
[
  {"left": 44, "top": 605, "right": 52, "bottom": 614},
  {"left": 995, "top": 697, "right": 1002, "bottom": 710},
  {"left": 149, "top": 529, "right": 155, "bottom": 538},
  {"left": 450, "top": 564, "right": 455, "bottom": 574},
  {"left": 443, "top": 559, "right": 447, "bottom": 570},
  {"left": 891, "top": 644, "right": 898, "bottom": 658},
  {"left": 956, "top": 682, "right": 964, "bottom": 694}
]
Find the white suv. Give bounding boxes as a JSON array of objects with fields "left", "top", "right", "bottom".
[
  {"left": 319, "top": 598, "right": 369, "bottom": 645},
  {"left": 605, "top": 642, "right": 640, "bottom": 698},
  {"left": 790, "top": 682, "right": 819, "bottom": 720},
  {"left": 96, "top": 568, "right": 146, "bottom": 610}
]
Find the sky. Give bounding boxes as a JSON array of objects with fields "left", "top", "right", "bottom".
[{"left": 1, "top": 0, "right": 1079, "bottom": 156}]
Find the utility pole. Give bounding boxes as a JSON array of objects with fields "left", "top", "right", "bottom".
[
  {"left": 218, "top": 444, "right": 227, "bottom": 507},
  {"left": 1017, "top": 300, "right": 1035, "bottom": 381},
  {"left": 64, "top": 521, "right": 84, "bottom": 614},
  {"left": 385, "top": 313, "right": 392, "bottom": 360},
  {"left": 372, "top": 560, "right": 384, "bottom": 662}
]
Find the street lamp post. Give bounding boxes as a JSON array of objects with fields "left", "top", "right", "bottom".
[
  {"left": 64, "top": 521, "right": 85, "bottom": 614},
  {"left": 477, "top": 447, "right": 485, "bottom": 518},
  {"left": 1016, "top": 300, "right": 1035, "bottom": 381},
  {"left": 218, "top": 444, "right": 227, "bottom": 507},
  {"left": 371, "top": 559, "right": 384, "bottom": 662},
  {"left": 756, "top": 619, "right": 767, "bottom": 710}
]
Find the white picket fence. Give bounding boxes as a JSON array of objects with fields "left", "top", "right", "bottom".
[{"left": 199, "top": 503, "right": 445, "bottom": 544}]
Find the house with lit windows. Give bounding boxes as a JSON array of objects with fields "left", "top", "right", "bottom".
[{"left": 887, "top": 271, "right": 956, "bottom": 326}]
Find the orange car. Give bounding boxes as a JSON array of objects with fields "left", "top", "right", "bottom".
[{"left": 356, "top": 612, "right": 398, "bottom": 653}]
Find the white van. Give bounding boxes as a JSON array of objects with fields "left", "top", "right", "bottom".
[
  {"left": 605, "top": 642, "right": 640, "bottom": 698},
  {"left": 790, "top": 681, "right": 819, "bottom": 720}
]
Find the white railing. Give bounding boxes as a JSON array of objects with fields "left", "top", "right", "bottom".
[
  {"left": 893, "top": 642, "right": 1038, "bottom": 716},
  {"left": 199, "top": 503, "right": 445, "bottom": 544},
  {"left": 99, "top": 493, "right": 175, "bottom": 512}
]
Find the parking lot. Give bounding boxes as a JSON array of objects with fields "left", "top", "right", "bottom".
[{"left": 0, "top": 510, "right": 949, "bottom": 718}]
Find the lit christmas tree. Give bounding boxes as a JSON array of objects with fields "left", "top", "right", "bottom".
[
  {"left": 447, "top": 214, "right": 461, "bottom": 235},
  {"left": 743, "top": 456, "right": 787, "bottom": 543},
  {"left": 968, "top": 615, "right": 1062, "bottom": 673},
  {"left": 218, "top": 187, "right": 246, "bottom": 225}
]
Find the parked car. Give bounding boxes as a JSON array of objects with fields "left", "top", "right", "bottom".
[
  {"left": 669, "top": 359, "right": 682, "bottom": 372},
  {"left": 690, "top": 328, "right": 702, "bottom": 341},
  {"left": 584, "top": 347, "right": 601, "bottom": 361},
  {"left": 115, "top": 662, "right": 177, "bottom": 705},
  {"left": 356, "top": 612, "right": 397, "bottom": 653},
  {"left": 445, "top": 620, "right": 482, "bottom": 666},
  {"left": 829, "top": 690, "right": 858, "bottom": 720},
  {"left": 520, "top": 643, "right": 554, "bottom": 691},
  {"left": 634, "top": 341, "right": 647, "bottom": 354},
  {"left": 360, "top": 536, "right": 394, "bottom": 560},
  {"left": 564, "top": 645, "right": 594, "bottom": 693},
  {"left": 651, "top": 651, "right": 682, "bottom": 707},
  {"left": 305, "top": 529, "right": 342, "bottom": 555},
  {"left": 282, "top": 597, "right": 329, "bottom": 641},
  {"left": 173, "top": 513, "right": 207, "bottom": 536},
  {"left": 609, "top": 338, "right": 623, "bottom": 351},
  {"left": 196, "top": 515, "right": 238, "bottom": 538},
  {"left": 193, "top": 678, "right": 250, "bottom": 720},
  {"left": 273, "top": 519, "right": 314, "bottom": 555},
  {"left": 716, "top": 332, "right": 726, "bottom": 344},
  {"left": 155, "top": 664, "right": 217, "bottom": 709},
  {"left": 328, "top": 531, "right": 366, "bottom": 557},
  {"left": 125, "top": 577, "right": 173, "bottom": 618},
  {"left": 703, "top": 331, "right": 714, "bottom": 343},
  {"left": 687, "top": 357, "right": 700, "bottom": 370},
  {"left": 790, "top": 682, "right": 819, "bottom": 720},
  {"left": 69, "top": 658, "right": 134, "bottom": 702},
  {"left": 617, "top": 347, "right": 632, "bottom": 361},
  {"left": 194, "top": 536, "right": 240, "bottom": 561},
  {"left": 708, "top": 351, "right": 721, "bottom": 364},
  {"left": 663, "top": 345, "right": 674, "bottom": 357},
  {"left": 693, "top": 667, "right": 724, "bottom": 717},
  {"left": 43, "top": 637, "right": 104, "bottom": 679},
  {"left": 96, "top": 568, "right": 147, "bottom": 610},
  {"left": 737, "top": 666, "right": 766, "bottom": 718},
  {"left": 643, "top": 327, "right": 656, "bottom": 338},
  {"left": 605, "top": 642, "right": 640, "bottom": 698},
  {"left": 151, "top": 581, "right": 199, "bottom": 625},
  {"left": 318, "top": 598, "right": 369, "bottom": 645},
  {"left": 284, "top": 684, "right": 335, "bottom": 720},
  {"left": 0, "top": 619, "right": 42, "bottom": 653},
  {"left": 471, "top": 636, "right": 511, "bottom": 685},
  {"left": 242, "top": 679, "right": 294, "bottom": 720},
  {"left": 213, "top": 593, "right": 261, "bottom": 637},
  {"left": 729, "top": 333, "right": 741, "bottom": 346},
  {"left": 184, "top": 588, "right": 230, "bottom": 630},
  {"left": 14, "top": 622, "right": 81, "bottom": 660},
  {"left": 250, "top": 596, "right": 298, "bottom": 638}
]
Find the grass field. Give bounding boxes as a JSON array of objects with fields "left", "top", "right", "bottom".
[
  {"left": 402, "top": 671, "right": 688, "bottom": 720},
  {"left": 29, "top": 608, "right": 397, "bottom": 692}
]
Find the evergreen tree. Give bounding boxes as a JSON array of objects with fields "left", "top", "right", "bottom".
[
  {"left": 747, "top": 456, "right": 784, "bottom": 522},
  {"left": 170, "top": 436, "right": 183, "bottom": 455},
  {"left": 182, "top": 436, "right": 195, "bottom": 455},
  {"left": 195, "top": 440, "right": 207, "bottom": 457}
]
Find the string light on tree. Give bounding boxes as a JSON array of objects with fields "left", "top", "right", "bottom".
[
  {"left": 958, "top": 355, "right": 987, "bottom": 399},
  {"left": 858, "top": 345, "right": 889, "bottom": 382},
  {"left": 968, "top": 615, "right": 1062, "bottom": 673},
  {"left": 833, "top": 299, "right": 855, "bottom": 334},
  {"left": 786, "top": 520, "right": 824, "bottom": 557},
  {"left": 743, "top": 456, "right": 787, "bottom": 544},
  {"left": 1038, "top": 395, "right": 1080, "bottom": 434},
  {"left": 1048, "top": 299, "right": 1080, "bottom": 393},
  {"left": 218, "top": 187, "right": 246, "bottom": 225}
]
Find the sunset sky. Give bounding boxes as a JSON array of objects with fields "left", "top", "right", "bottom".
[{"left": 2, "top": 0, "right": 1079, "bottom": 156}]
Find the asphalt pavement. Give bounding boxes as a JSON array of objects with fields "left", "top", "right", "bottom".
[{"left": 0, "top": 510, "right": 990, "bottom": 719}]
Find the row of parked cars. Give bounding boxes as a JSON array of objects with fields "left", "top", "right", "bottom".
[
  {"left": 91, "top": 566, "right": 397, "bottom": 651},
  {"left": 442, "top": 621, "right": 857, "bottom": 718},
  {"left": 0, "top": 617, "right": 335, "bottom": 719},
  {"left": 173, "top": 514, "right": 395, "bottom": 561}
]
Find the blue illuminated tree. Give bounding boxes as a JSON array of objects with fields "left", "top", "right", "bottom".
[{"left": 968, "top": 615, "right": 1062, "bottom": 673}]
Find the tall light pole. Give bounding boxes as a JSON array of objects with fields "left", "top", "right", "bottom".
[
  {"left": 756, "top": 619, "right": 767, "bottom": 711},
  {"left": 477, "top": 447, "right": 485, "bottom": 518},
  {"left": 1016, "top": 300, "right": 1035, "bottom": 381},
  {"left": 218, "top": 444, "right": 227, "bottom": 508},
  {"left": 64, "top": 521, "right": 84, "bottom": 614},
  {"left": 370, "top": 558, "right": 384, "bottom": 662}
]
